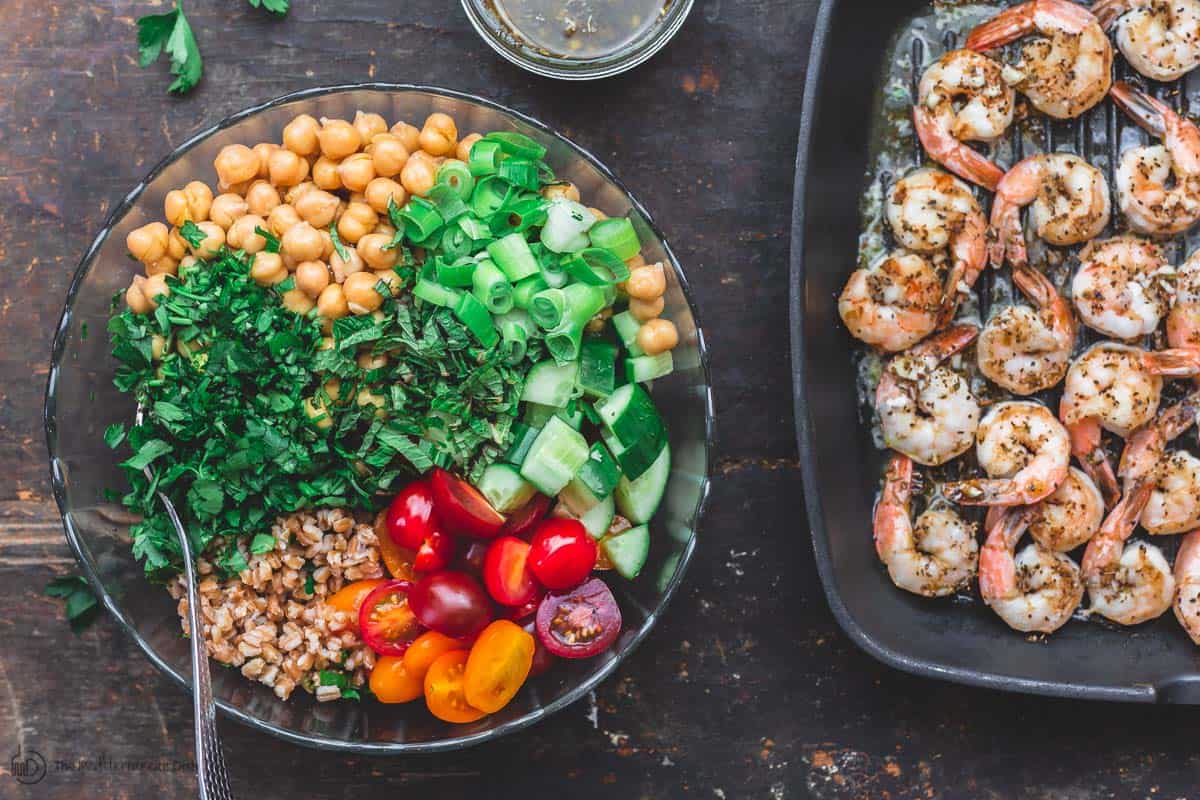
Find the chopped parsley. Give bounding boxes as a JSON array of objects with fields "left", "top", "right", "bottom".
[
  {"left": 135, "top": 1, "right": 203, "bottom": 95},
  {"left": 45, "top": 576, "right": 99, "bottom": 633}
]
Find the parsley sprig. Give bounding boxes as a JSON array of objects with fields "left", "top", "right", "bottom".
[{"left": 45, "top": 576, "right": 100, "bottom": 633}]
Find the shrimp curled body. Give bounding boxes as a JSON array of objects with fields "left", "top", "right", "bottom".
[{"left": 979, "top": 506, "right": 1083, "bottom": 633}]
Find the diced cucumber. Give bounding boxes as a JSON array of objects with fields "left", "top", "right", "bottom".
[
  {"left": 626, "top": 351, "right": 673, "bottom": 383},
  {"left": 559, "top": 477, "right": 601, "bottom": 515},
  {"left": 520, "top": 415, "right": 590, "bottom": 496},
  {"left": 577, "top": 442, "right": 621, "bottom": 499},
  {"left": 523, "top": 402, "right": 558, "bottom": 428},
  {"left": 602, "top": 524, "right": 650, "bottom": 579},
  {"left": 557, "top": 403, "right": 584, "bottom": 430},
  {"left": 520, "top": 360, "right": 579, "bottom": 408},
  {"left": 614, "top": 443, "right": 670, "bottom": 524},
  {"left": 611, "top": 311, "right": 644, "bottom": 357},
  {"left": 577, "top": 494, "right": 615, "bottom": 539},
  {"left": 582, "top": 401, "right": 603, "bottom": 426},
  {"left": 602, "top": 427, "right": 666, "bottom": 481},
  {"left": 595, "top": 383, "right": 664, "bottom": 447},
  {"left": 578, "top": 340, "right": 618, "bottom": 398},
  {"left": 504, "top": 423, "right": 541, "bottom": 465},
  {"left": 477, "top": 464, "right": 537, "bottom": 513}
]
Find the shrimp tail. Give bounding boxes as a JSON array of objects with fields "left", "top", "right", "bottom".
[
  {"left": 988, "top": 199, "right": 1027, "bottom": 269},
  {"left": 913, "top": 106, "right": 1005, "bottom": 191},
  {"left": 1091, "top": 0, "right": 1133, "bottom": 30},
  {"left": 1062, "top": 412, "right": 1120, "bottom": 508},
  {"left": 1012, "top": 262, "right": 1075, "bottom": 341},
  {"left": 942, "top": 477, "right": 1040, "bottom": 506},
  {"left": 1143, "top": 348, "right": 1200, "bottom": 377},
  {"left": 1081, "top": 481, "right": 1153, "bottom": 578},
  {"left": 966, "top": 0, "right": 1097, "bottom": 50},
  {"left": 913, "top": 322, "right": 979, "bottom": 360},
  {"left": 1110, "top": 81, "right": 1170, "bottom": 138},
  {"left": 979, "top": 505, "right": 1036, "bottom": 601},
  {"left": 940, "top": 215, "right": 989, "bottom": 325},
  {"left": 873, "top": 453, "right": 913, "bottom": 561}
]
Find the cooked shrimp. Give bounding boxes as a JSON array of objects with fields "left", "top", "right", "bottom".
[
  {"left": 1111, "top": 81, "right": 1200, "bottom": 235},
  {"left": 839, "top": 251, "right": 942, "bottom": 352},
  {"left": 1094, "top": 0, "right": 1200, "bottom": 81},
  {"left": 1081, "top": 482, "right": 1174, "bottom": 625},
  {"left": 1030, "top": 466, "right": 1106, "bottom": 551},
  {"left": 876, "top": 324, "right": 982, "bottom": 466},
  {"left": 977, "top": 261, "right": 1076, "bottom": 395},
  {"left": 1141, "top": 450, "right": 1200, "bottom": 534},
  {"left": 1168, "top": 248, "right": 1200, "bottom": 350},
  {"left": 1173, "top": 530, "right": 1200, "bottom": 644},
  {"left": 1071, "top": 236, "right": 1173, "bottom": 340},
  {"left": 943, "top": 401, "right": 1071, "bottom": 506},
  {"left": 1117, "top": 386, "right": 1200, "bottom": 490},
  {"left": 979, "top": 505, "right": 1083, "bottom": 633},
  {"left": 912, "top": 50, "right": 1013, "bottom": 190},
  {"left": 873, "top": 452, "right": 979, "bottom": 597},
  {"left": 965, "top": 0, "right": 1112, "bottom": 120},
  {"left": 886, "top": 168, "right": 987, "bottom": 324},
  {"left": 988, "top": 153, "right": 1110, "bottom": 269}
]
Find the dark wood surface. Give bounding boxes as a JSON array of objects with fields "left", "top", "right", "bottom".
[{"left": 2, "top": 1, "right": 1198, "bottom": 797}]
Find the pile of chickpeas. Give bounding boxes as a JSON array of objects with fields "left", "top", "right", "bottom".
[{"left": 123, "top": 109, "right": 678, "bottom": 356}]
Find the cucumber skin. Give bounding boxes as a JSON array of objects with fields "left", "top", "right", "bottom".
[
  {"left": 602, "top": 524, "right": 650, "bottom": 579},
  {"left": 520, "top": 360, "right": 580, "bottom": 408},
  {"left": 614, "top": 444, "right": 671, "bottom": 524},
  {"left": 578, "top": 495, "right": 615, "bottom": 538},
  {"left": 477, "top": 464, "right": 536, "bottom": 513}
]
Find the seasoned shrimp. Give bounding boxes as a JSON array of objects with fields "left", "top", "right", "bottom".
[
  {"left": 873, "top": 452, "right": 979, "bottom": 597},
  {"left": 1094, "top": 0, "right": 1200, "bottom": 81},
  {"left": 1173, "top": 530, "right": 1200, "bottom": 644},
  {"left": 912, "top": 50, "right": 1013, "bottom": 190},
  {"left": 1167, "top": 249, "right": 1200, "bottom": 349},
  {"left": 943, "top": 401, "right": 1070, "bottom": 506},
  {"left": 886, "top": 169, "right": 988, "bottom": 323},
  {"left": 1081, "top": 483, "right": 1174, "bottom": 625},
  {"left": 977, "top": 261, "right": 1076, "bottom": 395},
  {"left": 1141, "top": 451, "right": 1200, "bottom": 534},
  {"left": 1117, "top": 386, "right": 1200, "bottom": 490},
  {"left": 988, "top": 153, "right": 1110, "bottom": 269},
  {"left": 965, "top": 0, "right": 1112, "bottom": 120},
  {"left": 876, "top": 324, "right": 982, "bottom": 466},
  {"left": 1071, "top": 236, "right": 1173, "bottom": 340},
  {"left": 1111, "top": 81, "right": 1200, "bottom": 235},
  {"left": 1030, "top": 467, "right": 1106, "bottom": 551},
  {"left": 979, "top": 505, "right": 1084, "bottom": 633},
  {"left": 839, "top": 251, "right": 942, "bottom": 352}
]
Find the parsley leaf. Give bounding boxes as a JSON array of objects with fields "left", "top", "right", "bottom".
[
  {"left": 136, "top": 1, "right": 203, "bottom": 95},
  {"left": 250, "top": 533, "right": 276, "bottom": 554},
  {"left": 45, "top": 576, "right": 100, "bottom": 634},
  {"left": 248, "top": 0, "right": 289, "bottom": 14}
]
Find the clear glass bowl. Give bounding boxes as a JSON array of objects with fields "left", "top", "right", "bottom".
[
  {"left": 460, "top": 0, "right": 695, "bottom": 80},
  {"left": 44, "top": 85, "right": 713, "bottom": 753}
]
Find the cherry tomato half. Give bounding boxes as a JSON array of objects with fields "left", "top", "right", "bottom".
[
  {"left": 374, "top": 511, "right": 417, "bottom": 580},
  {"left": 327, "top": 578, "right": 388, "bottom": 627},
  {"left": 430, "top": 468, "right": 506, "bottom": 539},
  {"left": 424, "top": 650, "right": 486, "bottom": 724},
  {"left": 369, "top": 655, "right": 423, "bottom": 703},
  {"left": 358, "top": 579, "right": 423, "bottom": 657},
  {"left": 385, "top": 481, "right": 453, "bottom": 572},
  {"left": 528, "top": 518, "right": 597, "bottom": 590},
  {"left": 463, "top": 620, "right": 535, "bottom": 713},
  {"left": 483, "top": 536, "right": 539, "bottom": 607},
  {"left": 403, "top": 630, "right": 468, "bottom": 683},
  {"left": 458, "top": 540, "right": 491, "bottom": 574},
  {"left": 504, "top": 588, "right": 545, "bottom": 622},
  {"left": 593, "top": 515, "right": 632, "bottom": 572},
  {"left": 535, "top": 577, "right": 621, "bottom": 659},
  {"left": 408, "top": 571, "right": 493, "bottom": 639},
  {"left": 499, "top": 493, "right": 552, "bottom": 539}
]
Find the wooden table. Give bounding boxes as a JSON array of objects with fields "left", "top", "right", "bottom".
[{"left": 2, "top": 1, "right": 1197, "bottom": 797}]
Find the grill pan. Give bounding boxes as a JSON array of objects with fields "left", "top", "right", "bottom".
[{"left": 790, "top": 0, "right": 1200, "bottom": 702}]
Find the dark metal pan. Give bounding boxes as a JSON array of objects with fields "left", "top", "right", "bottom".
[{"left": 790, "top": 0, "right": 1200, "bottom": 703}]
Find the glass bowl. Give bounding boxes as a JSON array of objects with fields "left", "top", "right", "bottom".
[
  {"left": 44, "top": 85, "right": 713, "bottom": 753},
  {"left": 460, "top": 0, "right": 695, "bottom": 80}
]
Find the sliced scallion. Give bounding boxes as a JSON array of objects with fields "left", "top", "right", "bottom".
[
  {"left": 453, "top": 292, "right": 499, "bottom": 347},
  {"left": 399, "top": 197, "right": 443, "bottom": 242},
  {"left": 483, "top": 130, "right": 547, "bottom": 160},
  {"left": 540, "top": 199, "right": 595, "bottom": 254},
  {"left": 588, "top": 217, "right": 641, "bottom": 261},
  {"left": 472, "top": 259, "right": 515, "bottom": 315},
  {"left": 412, "top": 279, "right": 462, "bottom": 308},
  {"left": 436, "top": 256, "right": 478, "bottom": 288},
  {"left": 486, "top": 232, "right": 541, "bottom": 282},
  {"left": 512, "top": 275, "right": 549, "bottom": 309},
  {"left": 470, "top": 176, "right": 512, "bottom": 218},
  {"left": 436, "top": 159, "right": 476, "bottom": 200},
  {"left": 468, "top": 139, "right": 504, "bottom": 176},
  {"left": 530, "top": 288, "right": 567, "bottom": 330}
]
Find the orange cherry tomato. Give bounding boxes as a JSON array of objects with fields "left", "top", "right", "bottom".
[
  {"left": 327, "top": 579, "right": 387, "bottom": 625},
  {"left": 424, "top": 650, "right": 486, "bottom": 723},
  {"left": 403, "top": 631, "right": 467, "bottom": 681},
  {"left": 374, "top": 510, "right": 417, "bottom": 580},
  {"left": 369, "top": 655, "right": 424, "bottom": 703},
  {"left": 463, "top": 620, "right": 535, "bottom": 713}
]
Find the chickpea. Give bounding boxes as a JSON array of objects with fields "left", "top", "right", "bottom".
[
  {"left": 455, "top": 132, "right": 482, "bottom": 163},
  {"left": 637, "top": 318, "right": 679, "bottom": 355},
  {"left": 374, "top": 220, "right": 397, "bottom": 238},
  {"left": 250, "top": 251, "right": 288, "bottom": 286},
  {"left": 629, "top": 294, "right": 665, "bottom": 322},
  {"left": 390, "top": 120, "right": 421, "bottom": 152},
  {"left": 336, "top": 201, "right": 378, "bottom": 245},
  {"left": 317, "top": 118, "right": 362, "bottom": 160},
  {"left": 166, "top": 227, "right": 189, "bottom": 260},
  {"left": 364, "top": 177, "right": 406, "bottom": 214},
  {"left": 295, "top": 260, "right": 331, "bottom": 298},
  {"left": 294, "top": 188, "right": 340, "bottom": 228},
  {"left": 284, "top": 181, "right": 316, "bottom": 206},
  {"left": 542, "top": 182, "right": 581, "bottom": 203},
  {"left": 220, "top": 178, "right": 253, "bottom": 195},
  {"left": 164, "top": 190, "right": 193, "bottom": 227},
  {"left": 418, "top": 112, "right": 457, "bottom": 156},
  {"left": 267, "top": 203, "right": 302, "bottom": 237},
  {"left": 227, "top": 214, "right": 269, "bottom": 253},
  {"left": 367, "top": 133, "right": 409, "bottom": 177},
  {"left": 356, "top": 387, "right": 387, "bottom": 416},
  {"left": 210, "top": 193, "right": 249, "bottom": 230},
  {"left": 626, "top": 262, "right": 667, "bottom": 301},
  {"left": 143, "top": 273, "right": 171, "bottom": 308},
  {"left": 252, "top": 143, "right": 279, "bottom": 179},
  {"left": 356, "top": 233, "right": 398, "bottom": 270},
  {"left": 318, "top": 335, "right": 336, "bottom": 352},
  {"left": 282, "top": 114, "right": 321, "bottom": 156},
  {"left": 317, "top": 283, "right": 350, "bottom": 320},
  {"left": 400, "top": 155, "right": 436, "bottom": 197},
  {"left": 178, "top": 255, "right": 199, "bottom": 280},
  {"left": 151, "top": 334, "right": 168, "bottom": 360},
  {"left": 183, "top": 181, "right": 214, "bottom": 221},
  {"left": 353, "top": 111, "right": 388, "bottom": 144},
  {"left": 214, "top": 144, "right": 259, "bottom": 187},
  {"left": 311, "top": 156, "right": 343, "bottom": 191},
  {"left": 330, "top": 244, "right": 364, "bottom": 283},
  {"left": 126, "top": 222, "right": 169, "bottom": 263},
  {"left": 625, "top": 253, "right": 646, "bottom": 270},
  {"left": 343, "top": 271, "right": 384, "bottom": 314},
  {"left": 243, "top": 180, "right": 280, "bottom": 217},
  {"left": 190, "top": 221, "right": 226, "bottom": 259},
  {"left": 357, "top": 351, "right": 387, "bottom": 370},
  {"left": 146, "top": 256, "right": 179, "bottom": 276},
  {"left": 268, "top": 147, "right": 310, "bottom": 188},
  {"left": 282, "top": 288, "right": 316, "bottom": 315},
  {"left": 303, "top": 380, "right": 340, "bottom": 429},
  {"left": 332, "top": 153, "right": 371, "bottom": 194},
  {"left": 281, "top": 221, "right": 325, "bottom": 262},
  {"left": 125, "top": 277, "right": 153, "bottom": 314},
  {"left": 319, "top": 230, "right": 335, "bottom": 261},
  {"left": 373, "top": 269, "right": 401, "bottom": 296}
]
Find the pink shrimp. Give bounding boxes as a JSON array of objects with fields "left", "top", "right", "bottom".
[{"left": 1173, "top": 530, "right": 1200, "bottom": 644}]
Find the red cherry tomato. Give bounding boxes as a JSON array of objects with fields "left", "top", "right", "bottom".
[
  {"left": 527, "top": 518, "right": 597, "bottom": 590},
  {"left": 504, "top": 588, "right": 545, "bottom": 621},
  {"left": 534, "top": 577, "right": 621, "bottom": 659},
  {"left": 482, "top": 536, "right": 539, "bottom": 606},
  {"left": 408, "top": 571, "right": 493, "bottom": 639},
  {"left": 429, "top": 468, "right": 506, "bottom": 539},
  {"left": 385, "top": 481, "right": 453, "bottom": 572},
  {"left": 459, "top": 540, "right": 491, "bottom": 574},
  {"left": 358, "top": 580, "right": 423, "bottom": 656},
  {"left": 499, "top": 493, "right": 552, "bottom": 539}
]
